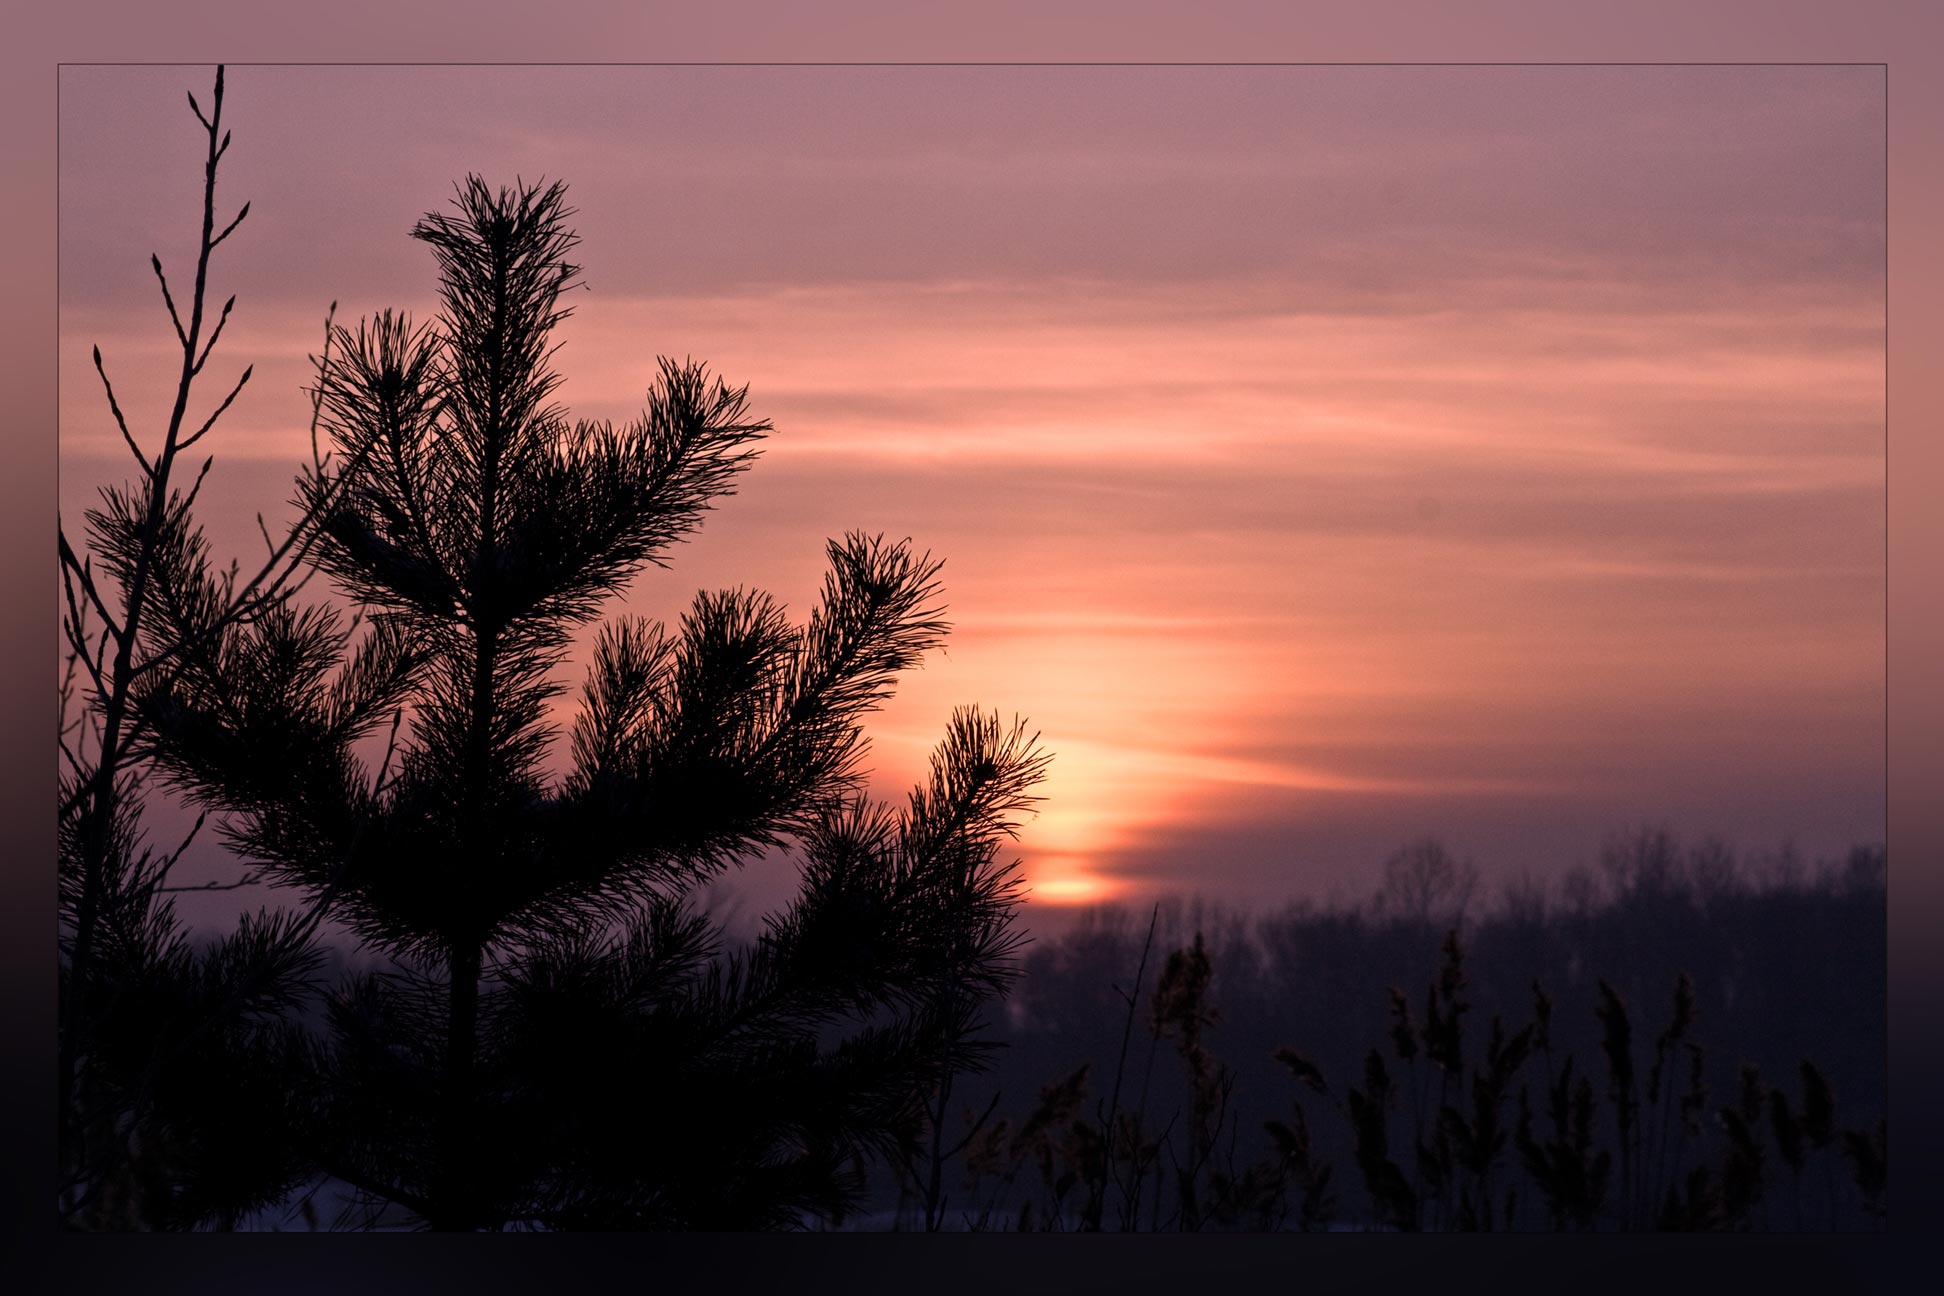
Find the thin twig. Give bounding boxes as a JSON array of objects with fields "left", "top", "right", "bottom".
[
  {"left": 309, "top": 303, "right": 338, "bottom": 477},
  {"left": 158, "top": 874, "right": 266, "bottom": 894},
  {"left": 151, "top": 255, "right": 188, "bottom": 349},
  {"left": 58, "top": 534, "right": 126, "bottom": 649},
  {"left": 209, "top": 201, "right": 249, "bottom": 250},
  {"left": 139, "top": 809, "right": 212, "bottom": 899},
  {"left": 1088, "top": 902, "right": 1158, "bottom": 1231},
  {"left": 192, "top": 293, "right": 236, "bottom": 375},
  {"left": 176, "top": 363, "right": 252, "bottom": 452},
  {"left": 942, "top": 1090, "right": 1004, "bottom": 1163},
  {"left": 90, "top": 347, "right": 152, "bottom": 479}
]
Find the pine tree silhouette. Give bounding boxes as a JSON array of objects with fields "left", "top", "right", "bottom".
[{"left": 140, "top": 175, "right": 1048, "bottom": 1229}]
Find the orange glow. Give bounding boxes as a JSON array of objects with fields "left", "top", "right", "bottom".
[
  {"left": 59, "top": 67, "right": 1886, "bottom": 913},
  {"left": 1022, "top": 856, "right": 1123, "bottom": 906}
]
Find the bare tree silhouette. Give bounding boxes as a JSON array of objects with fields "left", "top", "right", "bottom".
[
  {"left": 1373, "top": 838, "right": 1479, "bottom": 931},
  {"left": 58, "top": 66, "right": 380, "bottom": 1229}
]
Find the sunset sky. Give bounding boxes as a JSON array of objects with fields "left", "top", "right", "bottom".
[{"left": 58, "top": 65, "right": 1884, "bottom": 915}]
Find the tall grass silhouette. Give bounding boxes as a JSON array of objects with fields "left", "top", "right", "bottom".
[{"left": 933, "top": 836, "right": 1883, "bottom": 1231}]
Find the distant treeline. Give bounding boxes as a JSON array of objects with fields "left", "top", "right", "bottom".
[{"left": 871, "top": 829, "right": 1886, "bottom": 1231}]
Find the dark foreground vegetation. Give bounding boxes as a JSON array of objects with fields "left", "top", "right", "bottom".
[{"left": 874, "top": 834, "right": 1886, "bottom": 1232}]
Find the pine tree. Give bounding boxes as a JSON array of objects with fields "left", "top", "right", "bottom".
[{"left": 141, "top": 175, "right": 1048, "bottom": 1229}]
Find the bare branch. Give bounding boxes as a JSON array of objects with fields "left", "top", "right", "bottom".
[
  {"left": 210, "top": 201, "right": 249, "bottom": 250},
  {"left": 91, "top": 346, "right": 153, "bottom": 479},
  {"left": 373, "top": 707, "right": 405, "bottom": 798},
  {"left": 177, "top": 455, "right": 217, "bottom": 517},
  {"left": 58, "top": 731, "right": 90, "bottom": 784},
  {"left": 192, "top": 293, "right": 236, "bottom": 375},
  {"left": 177, "top": 363, "right": 252, "bottom": 452},
  {"left": 110, "top": 302, "right": 375, "bottom": 689},
  {"left": 151, "top": 254, "right": 190, "bottom": 348},
  {"left": 57, "top": 620, "right": 93, "bottom": 776},
  {"left": 309, "top": 301, "right": 338, "bottom": 476},
  {"left": 58, "top": 629, "right": 83, "bottom": 725},
  {"left": 58, "top": 529, "right": 125, "bottom": 650},
  {"left": 943, "top": 1089, "right": 1006, "bottom": 1162},
  {"left": 58, "top": 579, "right": 107, "bottom": 692},
  {"left": 141, "top": 810, "right": 211, "bottom": 899},
  {"left": 158, "top": 874, "right": 264, "bottom": 895}
]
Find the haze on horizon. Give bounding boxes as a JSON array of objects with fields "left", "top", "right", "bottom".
[{"left": 57, "top": 65, "right": 1885, "bottom": 914}]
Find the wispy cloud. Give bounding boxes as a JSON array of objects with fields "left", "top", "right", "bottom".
[{"left": 59, "top": 65, "right": 1883, "bottom": 908}]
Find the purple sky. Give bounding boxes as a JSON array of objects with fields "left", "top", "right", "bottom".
[{"left": 59, "top": 65, "right": 1884, "bottom": 915}]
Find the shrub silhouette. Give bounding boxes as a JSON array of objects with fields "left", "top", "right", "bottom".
[{"left": 139, "top": 171, "right": 1047, "bottom": 1229}]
